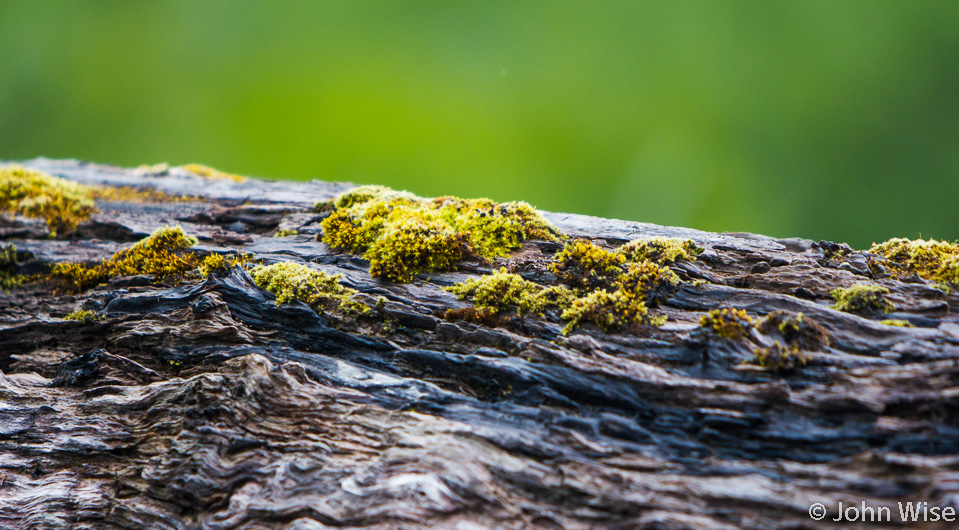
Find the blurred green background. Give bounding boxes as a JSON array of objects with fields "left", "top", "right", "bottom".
[{"left": 2, "top": 1, "right": 958, "bottom": 248}]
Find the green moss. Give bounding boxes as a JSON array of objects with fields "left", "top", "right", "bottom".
[
  {"left": 250, "top": 261, "right": 368, "bottom": 315},
  {"left": 618, "top": 237, "right": 702, "bottom": 264},
  {"left": 752, "top": 341, "right": 807, "bottom": 372},
  {"left": 880, "top": 319, "right": 914, "bottom": 327},
  {"left": 63, "top": 309, "right": 102, "bottom": 322},
  {"left": 700, "top": 308, "right": 753, "bottom": 340},
  {"left": 869, "top": 237, "right": 959, "bottom": 287},
  {"left": 613, "top": 260, "right": 680, "bottom": 306},
  {"left": 830, "top": 283, "right": 895, "bottom": 315},
  {"left": 551, "top": 240, "right": 625, "bottom": 290},
  {"left": 446, "top": 268, "right": 576, "bottom": 316},
  {"left": 47, "top": 226, "right": 201, "bottom": 293},
  {"left": 1, "top": 243, "right": 21, "bottom": 290},
  {"left": 321, "top": 185, "right": 561, "bottom": 282},
  {"left": 180, "top": 163, "right": 247, "bottom": 182},
  {"left": 198, "top": 253, "right": 253, "bottom": 277},
  {"left": 561, "top": 289, "right": 665, "bottom": 334},
  {"left": 0, "top": 165, "right": 97, "bottom": 234},
  {"left": 273, "top": 229, "right": 299, "bottom": 237},
  {"left": 757, "top": 311, "right": 830, "bottom": 350}
]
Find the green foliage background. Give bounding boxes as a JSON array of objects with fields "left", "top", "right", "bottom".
[{"left": 2, "top": 1, "right": 958, "bottom": 248}]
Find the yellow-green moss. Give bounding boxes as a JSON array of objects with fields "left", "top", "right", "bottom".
[
  {"left": 830, "top": 283, "right": 895, "bottom": 315},
  {"left": 198, "top": 253, "right": 254, "bottom": 277},
  {"left": 757, "top": 311, "right": 830, "bottom": 350},
  {"left": 321, "top": 185, "right": 562, "bottom": 282},
  {"left": 561, "top": 289, "right": 665, "bottom": 334},
  {"left": 700, "top": 308, "right": 753, "bottom": 341},
  {"left": 752, "top": 341, "right": 807, "bottom": 372},
  {"left": 180, "top": 163, "right": 247, "bottom": 182},
  {"left": 63, "top": 309, "right": 102, "bottom": 322},
  {"left": 613, "top": 260, "right": 680, "bottom": 306},
  {"left": 869, "top": 238, "right": 959, "bottom": 287},
  {"left": 551, "top": 240, "right": 625, "bottom": 290},
  {"left": 273, "top": 229, "right": 299, "bottom": 237},
  {"left": 880, "top": 319, "right": 914, "bottom": 328},
  {"left": 47, "top": 226, "right": 201, "bottom": 293},
  {"left": 618, "top": 236, "right": 702, "bottom": 265},
  {"left": 446, "top": 268, "right": 576, "bottom": 316},
  {"left": 250, "top": 261, "right": 368, "bottom": 315},
  {"left": 92, "top": 185, "right": 194, "bottom": 203},
  {"left": 1, "top": 243, "right": 21, "bottom": 290},
  {"left": 0, "top": 165, "right": 97, "bottom": 234}
]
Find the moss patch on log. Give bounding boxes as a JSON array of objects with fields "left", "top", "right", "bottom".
[
  {"left": 830, "top": 283, "right": 894, "bottom": 316},
  {"left": 250, "top": 261, "right": 368, "bottom": 316}
]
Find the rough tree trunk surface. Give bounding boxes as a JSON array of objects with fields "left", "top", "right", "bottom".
[{"left": 1, "top": 159, "right": 958, "bottom": 530}]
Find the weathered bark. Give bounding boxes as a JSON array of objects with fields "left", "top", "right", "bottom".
[{"left": 2, "top": 158, "right": 959, "bottom": 529}]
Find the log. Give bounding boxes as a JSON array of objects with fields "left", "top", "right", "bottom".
[{"left": 1, "top": 158, "right": 958, "bottom": 529}]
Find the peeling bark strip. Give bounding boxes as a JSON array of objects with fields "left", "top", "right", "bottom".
[{"left": 2, "top": 159, "right": 959, "bottom": 529}]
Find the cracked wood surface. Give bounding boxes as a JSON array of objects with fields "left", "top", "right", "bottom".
[{"left": 1, "top": 159, "right": 959, "bottom": 529}]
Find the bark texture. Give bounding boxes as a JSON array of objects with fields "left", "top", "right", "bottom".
[{"left": 2, "top": 159, "right": 959, "bottom": 529}]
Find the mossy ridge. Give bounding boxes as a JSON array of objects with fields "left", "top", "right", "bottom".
[
  {"left": 830, "top": 283, "right": 895, "bottom": 315},
  {"left": 250, "top": 261, "right": 368, "bottom": 316},
  {"left": 91, "top": 185, "right": 196, "bottom": 203},
  {"left": 0, "top": 165, "right": 97, "bottom": 234},
  {"left": 869, "top": 237, "right": 959, "bottom": 287},
  {"left": 46, "top": 226, "right": 202, "bottom": 293},
  {"left": 63, "top": 309, "right": 102, "bottom": 322},
  {"left": 880, "top": 319, "right": 914, "bottom": 327},
  {"left": 180, "top": 163, "right": 247, "bottom": 182},
  {"left": 700, "top": 308, "right": 753, "bottom": 341},
  {"left": 320, "top": 185, "right": 562, "bottom": 282},
  {"left": 618, "top": 236, "right": 703, "bottom": 265},
  {"left": 445, "top": 268, "right": 576, "bottom": 317}
]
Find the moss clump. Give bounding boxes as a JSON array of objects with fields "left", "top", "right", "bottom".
[
  {"left": 700, "top": 308, "right": 753, "bottom": 341},
  {"left": 618, "top": 237, "right": 702, "bottom": 265},
  {"left": 47, "top": 226, "right": 201, "bottom": 293},
  {"left": 320, "top": 185, "right": 561, "bottom": 282},
  {"left": 869, "top": 238, "right": 959, "bottom": 287},
  {"left": 180, "top": 163, "right": 247, "bottom": 182},
  {"left": 551, "top": 240, "right": 625, "bottom": 290},
  {"left": 613, "top": 260, "right": 680, "bottom": 306},
  {"left": 752, "top": 342, "right": 808, "bottom": 372},
  {"left": 0, "top": 165, "right": 97, "bottom": 234},
  {"left": 198, "top": 253, "right": 253, "bottom": 277},
  {"left": 1, "top": 244, "right": 21, "bottom": 290},
  {"left": 445, "top": 268, "right": 576, "bottom": 316},
  {"left": 63, "top": 309, "right": 102, "bottom": 322},
  {"left": 250, "top": 261, "right": 368, "bottom": 315},
  {"left": 880, "top": 319, "right": 914, "bottom": 328},
  {"left": 561, "top": 289, "right": 665, "bottom": 334},
  {"left": 273, "top": 229, "right": 299, "bottom": 237},
  {"left": 830, "top": 283, "right": 895, "bottom": 315},
  {"left": 757, "top": 311, "right": 830, "bottom": 350}
]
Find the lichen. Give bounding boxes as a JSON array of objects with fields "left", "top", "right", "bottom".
[
  {"left": 0, "top": 165, "right": 97, "bottom": 234},
  {"left": 757, "top": 311, "right": 830, "bottom": 350},
  {"left": 880, "top": 319, "right": 914, "bottom": 327},
  {"left": 752, "top": 342, "right": 808, "bottom": 372},
  {"left": 250, "top": 261, "right": 368, "bottom": 315},
  {"left": 561, "top": 289, "right": 665, "bottom": 334},
  {"left": 321, "top": 185, "right": 562, "bottom": 282},
  {"left": 700, "top": 308, "right": 753, "bottom": 341},
  {"left": 63, "top": 309, "right": 102, "bottom": 322},
  {"left": 180, "top": 163, "right": 247, "bottom": 182},
  {"left": 1, "top": 243, "right": 21, "bottom": 290},
  {"left": 869, "top": 238, "right": 959, "bottom": 287},
  {"left": 618, "top": 237, "right": 702, "bottom": 265},
  {"left": 830, "top": 283, "right": 895, "bottom": 315},
  {"left": 46, "top": 226, "right": 201, "bottom": 293},
  {"left": 551, "top": 240, "right": 625, "bottom": 290},
  {"left": 445, "top": 268, "right": 575, "bottom": 316}
]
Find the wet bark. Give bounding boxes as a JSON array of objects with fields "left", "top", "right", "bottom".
[{"left": 2, "top": 159, "right": 959, "bottom": 529}]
